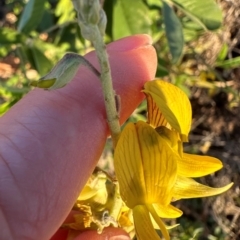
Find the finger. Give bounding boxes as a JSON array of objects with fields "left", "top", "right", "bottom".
[
  {"left": 50, "top": 227, "right": 130, "bottom": 240},
  {"left": 0, "top": 34, "right": 157, "bottom": 240},
  {"left": 74, "top": 227, "right": 130, "bottom": 240}
]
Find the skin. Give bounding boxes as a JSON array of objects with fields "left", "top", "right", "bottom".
[{"left": 0, "top": 34, "right": 157, "bottom": 240}]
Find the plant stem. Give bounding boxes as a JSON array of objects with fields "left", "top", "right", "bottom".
[
  {"left": 91, "top": 26, "right": 121, "bottom": 147},
  {"left": 72, "top": 0, "right": 121, "bottom": 147}
]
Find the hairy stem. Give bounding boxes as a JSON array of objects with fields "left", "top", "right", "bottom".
[{"left": 91, "top": 25, "right": 121, "bottom": 147}]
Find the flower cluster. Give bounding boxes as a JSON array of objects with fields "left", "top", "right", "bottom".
[
  {"left": 64, "top": 80, "right": 232, "bottom": 240},
  {"left": 114, "top": 80, "right": 233, "bottom": 240}
]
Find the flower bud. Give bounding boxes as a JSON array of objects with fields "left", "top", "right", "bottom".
[
  {"left": 31, "top": 53, "right": 100, "bottom": 90},
  {"left": 88, "top": 0, "right": 101, "bottom": 25},
  {"left": 79, "top": 21, "right": 95, "bottom": 41},
  {"left": 98, "top": 9, "right": 107, "bottom": 37},
  {"left": 72, "top": 0, "right": 101, "bottom": 25}
]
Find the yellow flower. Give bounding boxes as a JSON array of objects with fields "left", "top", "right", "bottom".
[
  {"left": 114, "top": 80, "right": 233, "bottom": 239},
  {"left": 143, "top": 80, "right": 233, "bottom": 199},
  {"left": 114, "top": 121, "right": 182, "bottom": 240},
  {"left": 143, "top": 80, "right": 192, "bottom": 142}
]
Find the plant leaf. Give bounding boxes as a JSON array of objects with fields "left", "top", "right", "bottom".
[
  {"left": 216, "top": 57, "right": 240, "bottom": 69},
  {"left": 113, "top": 0, "right": 151, "bottom": 39},
  {"left": 30, "top": 45, "right": 54, "bottom": 76},
  {"left": 18, "top": 0, "right": 47, "bottom": 34},
  {"left": 162, "top": 1, "right": 184, "bottom": 64},
  {"left": 170, "top": 0, "right": 222, "bottom": 30}
]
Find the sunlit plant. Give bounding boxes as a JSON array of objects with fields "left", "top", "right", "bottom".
[{"left": 31, "top": 0, "right": 233, "bottom": 239}]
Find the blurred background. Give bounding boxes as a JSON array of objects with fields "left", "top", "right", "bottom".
[{"left": 0, "top": 0, "right": 240, "bottom": 239}]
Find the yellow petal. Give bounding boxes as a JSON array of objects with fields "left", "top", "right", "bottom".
[
  {"left": 77, "top": 172, "right": 108, "bottom": 211},
  {"left": 178, "top": 153, "right": 223, "bottom": 177},
  {"left": 78, "top": 185, "right": 98, "bottom": 201},
  {"left": 114, "top": 121, "right": 178, "bottom": 208},
  {"left": 133, "top": 205, "right": 161, "bottom": 240},
  {"left": 136, "top": 121, "right": 178, "bottom": 205},
  {"left": 143, "top": 80, "right": 192, "bottom": 141},
  {"left": 173, "top": 176, "right": 233, "bottom": 200},
  {"left": 145, "top": 93, "right": 170, "bottom": 128},
  {"left": 153, "top": 203, "right": 183, "bottom": 218},
  {"left": 147, "top": 204, "right": 170, "bottom": 240},
  {"left": 155, "top": 126, "right": 183, "bottom": 157},
  {"left": 114, "top": 122, "right": 147, "bottom": 208},
  {"left": 166, "top": 224, "right": 180, "bottom": 230}
]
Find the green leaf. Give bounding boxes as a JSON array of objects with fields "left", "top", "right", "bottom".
[
  {"left": 145, "top": 0, "right": 162, "bottom": 8},
  {"left": 170, "top": 0, "right": 222, "bottom": 30},
  {"left": 215, "top": 57, "right": 240, "bottom": 69},
  {"left": 217, "top": 43, "right": 228, "bottom": 61},
  {"left": 162, "top": 1, "right": 184, "bottom": 64},
  {"left": 113, "top": 0, "right": 151, "bottom": 40},
  {"left": 37, "top": 8, "right": 55, "bottom": 32},
  {"left": 17, "top": 0, "right": 47, "bottom": 34},
  {"left": 0, "top": 27, "right": 25, "bottom": 44},
  {"left": 30, "top": 45, "right": 54, "bottom": 76}
]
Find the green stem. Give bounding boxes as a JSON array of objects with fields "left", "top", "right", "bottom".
[
  {"left": 91, "top": 26, "right": 121, "bottom": 147},
  {"left": 72, "top": 0, "right": 121, "bottom": 147}
]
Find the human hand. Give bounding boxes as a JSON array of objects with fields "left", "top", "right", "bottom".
[{"left": 0, "top": 35, "right": 157, "bottom": 239}]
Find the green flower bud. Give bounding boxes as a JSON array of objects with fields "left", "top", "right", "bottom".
[
  {"left": 98, "top": 9, "right": 107, "bottom": 37},
  {"left": 30, "top": 53, "right": 100, "bottom": 90},
  {"left": 88, "top": 0, "right": 101, "bottom": 25},
  {"left": 79, "top": 21, "right": 95, "bottom": 41},
  {"left": 72, "top": 0, "right": 101, "bottom": 25}
]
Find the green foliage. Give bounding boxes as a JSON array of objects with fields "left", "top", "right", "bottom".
[
  {"left": 30, "top": 44, "right": 54, "bottom": 75},
  {"left": 55, "top": 0, "right": 75, "bottom": 24},
  {"left": 162, "top": 1, "right": 184, "bottom": 63},
  {"left": 0, "top": 0, "right": 89, "bottom": 115},
  {"left": 170, "top": 0, "right": 222, "bottom": 30},
  {"left": 0, "top": 27, "right": 26, "bottom": 44},
  {"left": 113, "top": 0, "right": 152, "bottom": 39},
  {"left": 17, "top": 0, "right": 47, "bottom": 34},
  {"left": 0, "top": 0, "right": 232, "bottom": 115},
  {"left": 216, "top": 56, "right": 240, "bottom": 69},
  {"left": 0, "top": 0, "right": 230, "bottom": 115}
]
